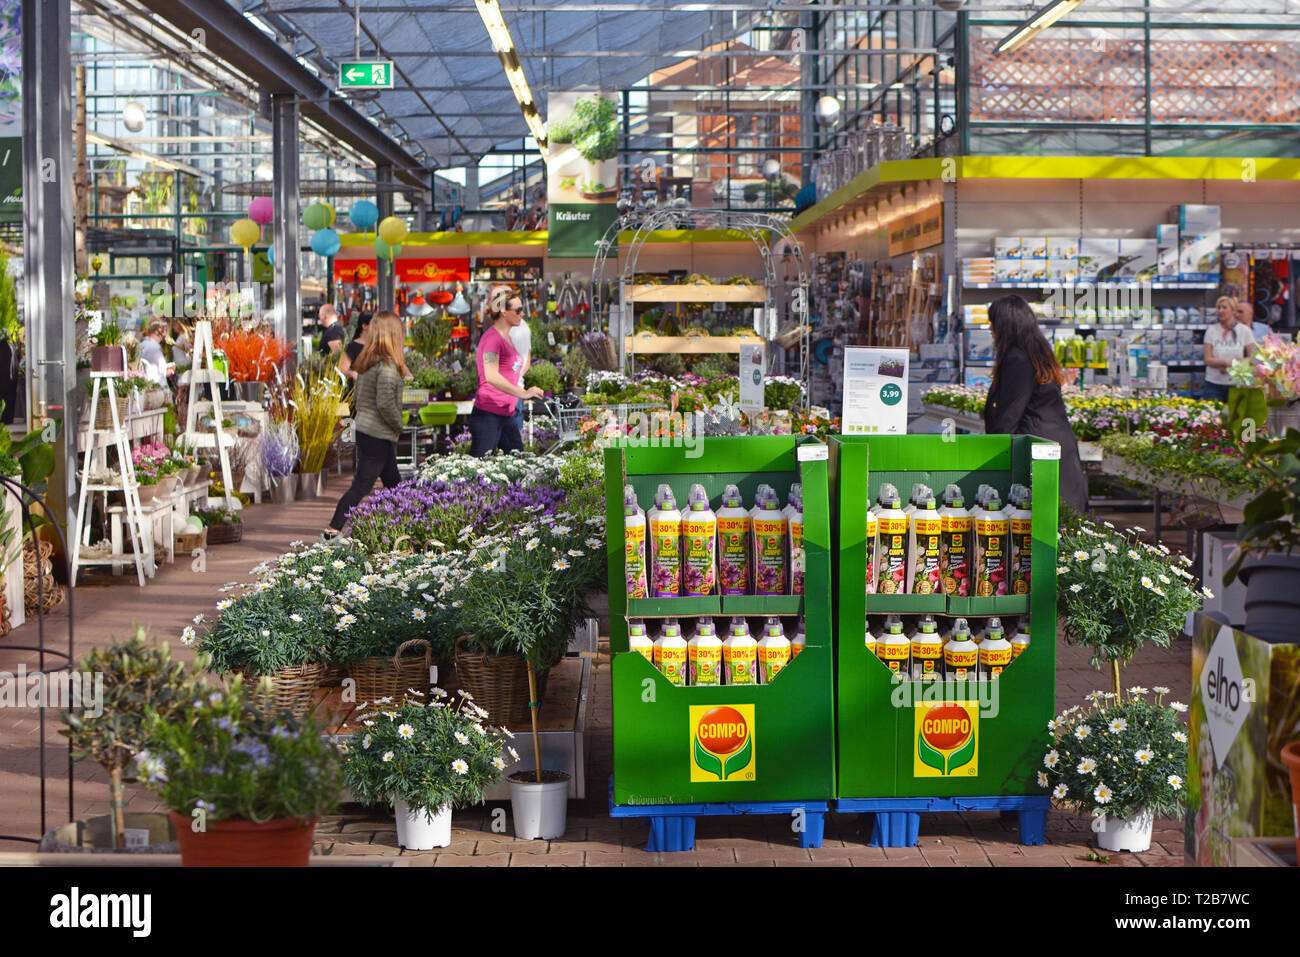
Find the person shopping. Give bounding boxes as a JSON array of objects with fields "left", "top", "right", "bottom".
[
  {"left": 983, "top": 294, "right": 1089, "bottom": 515},
  {"left": 1202, "top": 295, "right": 1256, "bottom": 402},
  {"left": 325, "top": 311, "right": 407, "bottom": 536},
  {"left": 338, "top": 311, "right": 373, "bottom": 382},
  {"left": 468, "top": 287, "right": 544, "bottom": 457},
  {"left": 138, "top": 320, "right": 174, "bottom": 389}
]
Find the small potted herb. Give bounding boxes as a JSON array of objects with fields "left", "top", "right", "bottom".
[
  {"left": 90, "top": 317, "right": 126, "bottom": 372},
  {"left": 341, "top": 692, "right": 514, "bottom": 849},
  {"left": 140, "top": 677, "right": 342, "bottom": 866}
]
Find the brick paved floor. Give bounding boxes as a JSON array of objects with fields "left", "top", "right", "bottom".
[{"left": 0, "top": 494, "right": 1192, "bottom": 865}]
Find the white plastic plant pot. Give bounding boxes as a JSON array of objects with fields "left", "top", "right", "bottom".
[
  {"left": 508, "top": 770, "right": 571, "bottom": 840},
  {"left": 394, "top": 797, "right": 451, "bottom": 850},
  {"left": 1095, "top": 808, "right": 1154, "bottom": 853}
]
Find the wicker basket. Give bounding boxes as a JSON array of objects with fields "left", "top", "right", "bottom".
[
  {"left": 92, "top": 396, "right": 131, "bottom": 430},
  {"left": 350, "top": 639, "right": 434, "bottom": 708},
  {"left": 453, "top": 636, "right": 549, "bottom": 727},
  {"left": 174, "top": 527, "right": 207, "bottom": 554},
  {"left": 206, "top": 521, "right": 243, "bottom": 545},
  {"left": 236, "top": 663, "right": 327, "bottom": 722},
  {"left": 23, "top": 540, "right": 65, "bottom": 616}
]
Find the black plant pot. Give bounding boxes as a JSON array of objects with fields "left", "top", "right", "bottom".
[{"left": 1238, "top": 553, "right": 1300, "bottom": 643}]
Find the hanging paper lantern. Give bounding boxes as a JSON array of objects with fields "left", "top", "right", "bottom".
[
  {"left": 374, "top": 238, "right": 403, "bottom": 260},
  {"left": 321, "top": 202, "right": 336, "bottom": 228},
  {"left": 248, "top": 196, "right": 274, "bottom": 225},
  {"left": 230, "top": 217, "right": 260, "bottom": 248},
  {"left": 377, "top": 215, "right": 409, "bottom": 246},
  {"left": 310, "top": 228, "right": 341, "bottom": 257},
  {"left": 349, "top": 200, "right": 379, "bottom": 231},
  {"left": 302, "top": 202, "right": 331, "bottom": 231},
  {"left": 447, "top": 287, "right": 471, "bottom": 316},
  {"left": 267, "top": 244, "right": 275, "bottom": 266}
]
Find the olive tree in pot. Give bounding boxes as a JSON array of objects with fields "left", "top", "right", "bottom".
[
  {"left": 1223, "top": 427, "right": 1300, "bottom": 642},
  {"left": 341, "top": 692, "right": 513, "bottom": 850},
  {"left": 53, "top": 630, "right": 202, "bottom": 852}
]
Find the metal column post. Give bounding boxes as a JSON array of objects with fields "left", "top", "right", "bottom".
[
  {"left": 271, "top": 94, "right": 302, "bottom": 349},
  {"left": 376, "top": 164, "right": 394, "bottom": 311},
  {"left": 22, "top": 0, "right": 77, "bottom": 529}
]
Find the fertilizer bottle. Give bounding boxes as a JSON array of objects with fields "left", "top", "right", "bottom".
[
  {"left": 628, "top": 619, "right": 653, "bottom": 663},
  {"left": 716, "top": 484, "right": 752, "bottom": 595},
  {"left": 623, "top": 486, "right": 648, "bottom": 599},
  {"left": 647, "top": 485, "right": 682, "bottom": 597},
  {"left": 864, "top": 619, "right": 879, "bottom": 658},
  {"left": 654, "top": 619, "right": 687, "bottom": 686},
  {"left": 874, "top": 484, "right": 909, "bottom": 594},
  {"left": 786, "top": 484, "right": 805, "bottom": 596},
  {"left": 909, "top": 486, "right": 943, "bottom": 595},
  {"left": 910, "top": 614, "right": 943, "bottom": 681},
  {"left": 865, "top": 507, "right": 880, "bottom": 596},
  {"left": 757, "top": 617, "right": 792, "bottom": 684},
  {"left": 751, "top": 485, "right": 789, "bottom": 595},
  {"left": 973, "top": 487, "right": 1010, "bottom": 597},
  {"left": 791, "top": 618, "right": 807, "bottom": 659},
  {"left": 978, "top": 617, "right": 1013, "bottom": 681},
  {"left": 943, "top": 617, "right": 978, "bottom": 681},
  {"left": 877, "top": 615, "right": 910, "bottom": 677},
  {"left": 688, "top": 618, "right": 723, "bottom": 687},
  {"left": 1011, "top": 625, "right": 1031, "bottom": 662},
  {"left": 939, "top": 484, "right": 972, "bottom": 597},
  {"left": 682, "top": 484, "right": 718, "bottom": 596},
  {"left": 1006, "top": 483, "right": 1033, "bottom": 596},
  {"left": 723, "top": 618, "right": 758, "bottom": 686}
]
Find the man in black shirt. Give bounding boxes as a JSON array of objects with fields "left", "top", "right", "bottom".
[
  {"left": 339, "top": 311, "right": 373, "bottom": 382},
  {"left": 317, "top": 304, "right": 345, "bottom": 357}
]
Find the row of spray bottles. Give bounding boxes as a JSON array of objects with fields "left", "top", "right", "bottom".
[
  {"left": 625, "top": 483, "right": 804, "bottom": 598},
  {"left": 867, "top": 615, "right": 1029, "bottom": 681},
  {"left": 628, "top": 616, "right": 805, "bottom": 686},
  {"left": 866, "top": 482, "right": 1033, "bottom": 598}
]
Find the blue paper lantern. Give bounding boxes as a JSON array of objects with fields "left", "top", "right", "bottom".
[
  {"left": 266, "top": 244, "right": 275, "bottom": 265},
  {"left": 349, "top": 200, "right": 379, "bottom": 231},
  {"left": 311, "top": 228, "right": 341, "bottom": 257}
]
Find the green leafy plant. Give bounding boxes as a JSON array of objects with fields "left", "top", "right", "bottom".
[
  {"left": 561, "top": 347, "right": 590, "bottom": 389},
  {"left": 1041, "top": 688, "right": 1189, "bottom": 822},
  {"left": 523, "top": 360, "right": 563, "bottom": 395},
  {"left": 93, "top": 317, "right": 122, "bottom": 347},
  {"left": 341, "top": 694, "right": 514, "bottom": 814},
  {"left": 449, "top": 365, "right": 478, "bottom": 398},
  {"left": 1057, "top": 517, "right": 1206, "bottom": 694},
  {"left": 1225, "top": 426, "right": 1300, "bottom": 584},
  {"left": 410, "top": 313, "right": 451, "bottom": 361},
  {"left": 0, "top": 244, "right": 21, "bottom": 342},
  {"left": 554, "top": 95, "right": 618, "bottom": 163},
  {"left": 415, "top": 365, "right": 452, "bottom": 394},
  {"left": 139, "top": 677, "right": 341, "bottom": 824}
]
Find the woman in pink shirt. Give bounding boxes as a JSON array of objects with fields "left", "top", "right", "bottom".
[{"left": 469, "top": 287, "right": 544, "bottom": 456}]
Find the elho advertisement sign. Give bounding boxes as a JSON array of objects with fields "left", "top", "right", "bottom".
[{"left": 546, "top": 91, "right": 620, "bottom": 258}]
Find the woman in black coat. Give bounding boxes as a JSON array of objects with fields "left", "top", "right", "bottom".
[{"left": 983, "top": 295, "right": 1089, "bottom": 515}]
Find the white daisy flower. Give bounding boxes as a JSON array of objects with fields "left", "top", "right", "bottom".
[
  {"left": 1077, "top": 757, "right": 1097, "bottom": 775},
  {"left": 192, "top": 614, "right": 206, "bottom": 625},
  {"left": 1153, "top": 686, "right": 1170, "bottom": 694},
  {"left": 454, "top": 731, "right": 470, "bottom": 745},
  {"left": 216, "top": 599, "right": 233, "bottom": 610},
  {"left": 290, "top": 613, "right": 304, "bottom": 623},
  {"left": 492, "top": 756, "right": 506, "bottom": 770},
  {"left": 1093, "top": 783, "right": 1112, "bottom": 804},
  {"left": 1037, "top": 771, "right": 1050, "bottom": 788},
  {"left": 382, "top": 751, "right": 394, "bottom": 763},
  {"left": 1085, "top": 691, "right": 1102, "bottom": 702},
  {"left": 1140, "top": 576, "right": 1154, "bottom": 590},
  {"left": 525, "top": 537, "right": 541, "bottom": 551},
  {"left": 362, "top": 734, "right": 372, "bottom": 750},
  {"left": 1047, "top": 718, "right": 1060, "bottom": 731},
  {"left": 1108, "top": 717, "right": 1127, "bottom": 734},
  {"left": 180, "top": 626, "right": 196, "bottom": 645},
  {"left": 451, "top": 759, "right": 469, "bottom": 776},
  {"left": 1167, "top": 774, "right": 1183, "bottom": 790},
  {"left": 397, "top": 723, "right": 415, "bottom": 740},
  {"left": 1074, "top": 725, "right": 1091, "bottom": 740},
  {"left": 1073, "top": 550, "right": 1090, "bottom": 561},
  {"left": 552, "top": 557, "right": 570, "bottom": 571},
  {"left": 1057, "top": 566, "right": 1069, "bottom": 575},
  {"left": 508, "top": 746, "right": 520, "bottom": 761},
  {"left": 1170, "top": 701, "right": 1188, "bottom": 713},
  {"left": 1173, "top": 731, "right": 1187, "bottom": 743},
  {"left": 1069, "top": 583, "right": 1083, "bottom": 593},
  {"left": 1202, "top": 586, "right": 1214, "bottom": 599},
  {"left": 412, "top": 607, "right": 427, "bottom": 621},
  {"left": 1044, "top": 749, "right": 1060, "bottom": 769},
  {"left": 1127, "top": 549, "right": 1142, "bottom": 560},
  {"left": 1052, "top": 783, "right": 1068, "bottom": 799},
  {"left": 1134, "top": 748, "right": 1154, "bottom": 765},
  {"left": 1128, "top": 686, "right": 1148, "bottom": 697}
]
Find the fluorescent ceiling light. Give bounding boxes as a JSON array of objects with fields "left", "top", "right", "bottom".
[
  {"left": 474, "top": 0, "right": 546, "bottom": 162},
  {"left": 996, "top": 0, "right": 1087, "bottom": 54}
]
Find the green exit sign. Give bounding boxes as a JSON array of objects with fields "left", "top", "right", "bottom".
[{"left": 339, "top": 61, "right": 394, "bottom": 89}]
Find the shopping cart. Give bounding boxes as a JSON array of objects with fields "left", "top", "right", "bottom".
[{"left": 529, "top": 399, "right": 669, "bottom": 455}]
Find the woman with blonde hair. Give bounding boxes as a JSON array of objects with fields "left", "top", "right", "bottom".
[
  {"left": 1202, "top": 295, "right": 1257, "bottom": 402},
  {"left": 325, "top": 310, "right": 406, "bottom": 536}
]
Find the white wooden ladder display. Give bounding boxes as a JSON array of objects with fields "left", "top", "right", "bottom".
[
  {"left": 182, "top": 319, "right": 235, "bottom": 509},
  {"left": 71, "top": 373, "right": 152, "bottom": 586}
]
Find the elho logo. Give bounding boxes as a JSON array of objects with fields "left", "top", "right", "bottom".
[
  {"left": 689, "top": 704, "right": 756, "bottom": 782},
  {"left": 914, "top": 701, "right": 979, "bottom": 777}
]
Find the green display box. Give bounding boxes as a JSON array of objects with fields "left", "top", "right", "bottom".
[
  {"left": 829, "top": 434, "right": 1060, "bottom": 798},
  {"left": 605, "top": 436, "right": 836, "bottom": 805}
]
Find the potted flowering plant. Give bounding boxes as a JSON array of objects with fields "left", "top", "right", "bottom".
[
  {"left": 139, "top": 676, "right": 342, "bottom": 866},
  {"left": 1229, "top": 334, "right": 1300, "bottom": 436},
  {"left": 1056, "top": 517, "right": 1206, "bottom": 695},
  {"left": 259, "top": 419, "right": 300, "bottom": 503},
  {"left": 90, "top": 316, "right": 126, "bottom": 372},
  {"left": 133, "top": 460, "right": 162, "bottom": 503},
  {"left": 340, "top": 691, "right": 514, "bottom": 849},
  {"left": 1040, "top": 687, "right": 1189, "bottom": 852}
]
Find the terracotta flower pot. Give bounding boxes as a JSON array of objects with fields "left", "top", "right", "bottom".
[
  {"left": 167, "top": 810, "right": 317, "bottom": 867},
  {"left": 90, "top": 345, "right": 126, "bottom": 373}
]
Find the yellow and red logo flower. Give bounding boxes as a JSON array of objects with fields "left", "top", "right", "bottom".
[
  {"left": 914, "top": 701, "right": 979, "bottom": 777},
  {"left": 689, "top": 704, "right": 756, "bottom": 782}
]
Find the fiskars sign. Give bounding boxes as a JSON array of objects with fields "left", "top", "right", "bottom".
[{"left": 689, "top": 704, "right": 756, "bottom": 782}]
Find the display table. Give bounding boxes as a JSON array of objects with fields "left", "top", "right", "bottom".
[
  {"left": 75, "top": 408, "right": 165, "bottom": 453},
  {"left": 107, "top": 497, "right": 172, "bottom": 569}
]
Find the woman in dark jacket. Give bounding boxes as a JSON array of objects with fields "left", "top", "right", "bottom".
[{"left": 983, "top": 294, "right": 1089, "bottom": 515}]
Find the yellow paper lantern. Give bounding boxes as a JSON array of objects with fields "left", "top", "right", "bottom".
[
  {"left": 230, "top": 217, "right": 261, "bottom": 249},
  {"left": 377, "top": 216, "right": 409, "bottom": 246}
]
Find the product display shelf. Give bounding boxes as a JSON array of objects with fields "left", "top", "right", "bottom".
[
  {"left": 828, "top": 435, "right": 1060, "bottom": 839},
  {"left": 623, "top": 334, "right": 765, "bottom": 356},
  {"left": 918, "top": 403, "right": 985, "bottom": 434},
  {"left": 627, "top": 283, "right": 766, "bottom": 304},
  {"left": 604, "top": 435, "right": 836, "bottom": 819},
  {"left": 835, "top": 794, "right": 1050, "bottom": 847}
]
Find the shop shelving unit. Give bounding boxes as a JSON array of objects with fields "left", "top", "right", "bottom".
[
  {"left": 604, "top": 436, "right": 836, "bottom": 847},
  {"left": 828, "top": 434, "right": 1060, "bottom": 843}
]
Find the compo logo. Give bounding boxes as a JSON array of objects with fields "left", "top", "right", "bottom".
[
  {"left": 689, "top": 704, "right": 756, "bottom": 782},
  {"left": 914, "top": 701, "right": 979, "bottom": 777}
]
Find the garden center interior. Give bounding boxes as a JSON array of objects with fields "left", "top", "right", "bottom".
[{"left": 0, "top": 0, "right": 1297, "bottom": 885}]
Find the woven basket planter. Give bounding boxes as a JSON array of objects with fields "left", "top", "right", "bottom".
[
  {"left": 235, "top": 663, "right": 328, "bottom": 722},
  {"left": 174, "top": 527, "right": 207, "bottom": 554},
  {"left": 453, "top": 637, "right": 549, "bottom": 727},
  {"left": 206, "top": 522, "right": 243, "bottom": 545},
  {"left": 350, "top": 639, "right": 435, "bottom": 709},
  {"left": 91, "top": 396, "right": 131, "bottom": 430},
  {"left": 23, "top": 540, "right": 64, "bottom": 616}
]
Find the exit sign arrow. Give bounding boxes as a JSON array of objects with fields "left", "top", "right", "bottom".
[{"left": 339, "top": 60, "right": 394, "bottom": 89}]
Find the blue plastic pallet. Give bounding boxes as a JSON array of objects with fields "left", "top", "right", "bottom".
[
  {"left": 834, "top": 795, "right": 1050, "bottom": 848},
  {"left": 610, "top": 780, "right": 828, "bottom": 852}
]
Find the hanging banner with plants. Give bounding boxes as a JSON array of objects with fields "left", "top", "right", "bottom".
[
  {"left": 546, "top": 91, "right": 620, "bottom": 259},
  {"left": 0, "top": 0, "right": 22, "bottom": 223}
]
